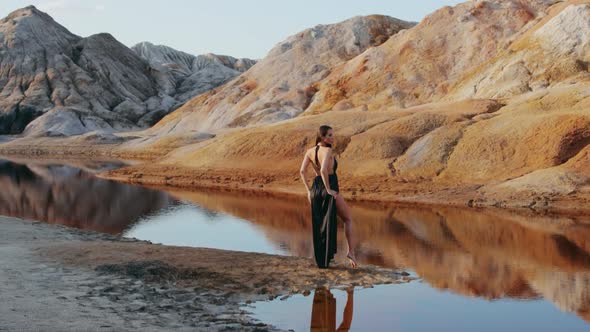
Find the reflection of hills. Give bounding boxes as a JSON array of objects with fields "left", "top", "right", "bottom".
[
  {"left": 0, "top": 160, "right": 173, "bottom": 233},
  {"left": 529, "top": 271, "right": 590, "bottom": 320},
  {"left": 171, "top": 189, "right": 590, "bottom": 320},
  {"left": 173, "top": 191, "right": 315, "bottom": 257}
]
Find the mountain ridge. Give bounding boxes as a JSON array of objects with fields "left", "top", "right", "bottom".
[{"left": 0, "top": 5, "right": 255, "bottom": 136}]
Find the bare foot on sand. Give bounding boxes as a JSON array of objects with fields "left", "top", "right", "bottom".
[{"left": 347, "top": 252, "right": 358, "bottom": 269}]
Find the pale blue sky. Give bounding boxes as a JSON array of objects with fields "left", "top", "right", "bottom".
[{"left": 2, "top": 0, "right": 464, "bottom": 59}]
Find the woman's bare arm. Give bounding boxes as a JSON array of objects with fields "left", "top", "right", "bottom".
[{"left": 299, "top": 153, "right": 311, "bottom": 193}]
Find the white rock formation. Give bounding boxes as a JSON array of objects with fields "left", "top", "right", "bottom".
[
  {"left": 0, "top": 6, "right": 255, "bottom": 136},
  {"left": 534, "top": 4, "right": 590, "bottom": 56},
  {"left": 152, "top": 15, "right": 414, "bottom": 135},
  {"left": 132, "top": 42, "right": 255, "bottom": 106},
  {"left": 448, "top": 1, "right": 589, "bottom": 100}
]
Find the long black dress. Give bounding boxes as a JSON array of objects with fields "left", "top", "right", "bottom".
[{"left": 310, "top": 145, "right": 339, "bottom": 269}]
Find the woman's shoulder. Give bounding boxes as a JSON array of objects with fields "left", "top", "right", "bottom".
[
  {"left": 307, "top": 146, "right": 332, "bottom": 151},
  {"left": 307, "top": 145, "right": 332, "bottom": 156}
]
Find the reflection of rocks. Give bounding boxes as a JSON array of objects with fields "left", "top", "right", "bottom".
[
  {"left": 170, "top": 190, "right": 316, "bottom": 256},
  {"left": 529, "top": 271, "right": 590, "bottom": 320},
  {"left": 0, "top": 160, "right": 173, "bottom": 233},
  {"left": 171, "top": 189, "right": 590, "bottom": 319}
]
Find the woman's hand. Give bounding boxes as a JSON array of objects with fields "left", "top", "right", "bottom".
[
  {"left": 327, "top": 189, "right": 338, "bottom": 197},
  {"left": 307, "top": 190, "right": 312, "bottom": 204}
]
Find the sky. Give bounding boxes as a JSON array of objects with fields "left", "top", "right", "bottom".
[{"left": 2, "top": 0, "right": 465, "bottom": 59}]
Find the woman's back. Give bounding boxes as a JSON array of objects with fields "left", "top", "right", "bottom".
[{"left": 306, "top": 146, "right": 336, "bottom": 175}]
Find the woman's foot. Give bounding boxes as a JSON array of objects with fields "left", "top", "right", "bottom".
[{"left": 346, "top": 252, "right": 358, "bottom": 269}]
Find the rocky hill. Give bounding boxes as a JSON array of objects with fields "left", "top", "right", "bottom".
[
  {"left": 151, "top": 15, "right": 414, "bottom": 134},
  {"left": 306, "top": 0, "right": 558, "bottom": 112},
  {"left": 3, "top": 0, "right": 590, "bottom": 213},
  {"left": 132, "top": 42, "right": 255, "bottom": 106},
  {"left": 0, "top": 6, "right": 253, "bottom": 136},
  {"left": 97, "top": 0, "right": 590, "bottom": 212},
  {"left": 152, "top": 1, "right": 555, "bottom": 135}
]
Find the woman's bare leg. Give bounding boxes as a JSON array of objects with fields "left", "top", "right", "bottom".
[{"left": 335, "top": 194, "right": 357, "bottom": 268}]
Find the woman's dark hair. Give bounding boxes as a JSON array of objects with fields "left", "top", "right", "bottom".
[{"left": 315, "top": 125, "right": 333, "bottom": 147}]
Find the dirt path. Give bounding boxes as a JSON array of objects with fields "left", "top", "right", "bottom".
[{"left": 0, "top": 217, "right": 408, "bottom": 331}]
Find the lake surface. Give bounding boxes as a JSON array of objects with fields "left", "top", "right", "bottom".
[{"left": 2, "top": 158, "right": 590, "bottom": 331}]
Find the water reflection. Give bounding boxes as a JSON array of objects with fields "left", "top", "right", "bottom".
[
  {"left": 311, "top": 288, "right": 354, "bottom": 332},
  {"left": 250, "top": 282, "right": 590, "bottom": 331},
  {"left": 169, "top": 190, "right": 590, "bottom": 323},
  {"left": 3, "top": 158, "right": 590, "bottom": 325},
  {"left": 0, "top": 159, "right": 174, "bottom": 233},
  {"left": 124, "top": 203, "right": 289, "bottom": 254}
]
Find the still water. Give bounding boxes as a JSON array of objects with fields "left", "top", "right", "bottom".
[{"left": 2, "top": 158, "right": 590, "bottom": 331}]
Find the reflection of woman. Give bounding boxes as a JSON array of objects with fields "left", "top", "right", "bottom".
[
  {"left": 310, "top": 288, "right": 354, "bottom": 332},
  {"left": 300, "top": 125, "right": 357, "bottom": 269}
]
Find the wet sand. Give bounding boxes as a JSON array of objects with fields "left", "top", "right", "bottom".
[{"left": 0, "top": 216, "right": 408, "bottom": 331}]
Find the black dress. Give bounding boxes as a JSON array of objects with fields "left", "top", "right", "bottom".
[{"left": 310, "top": 145, "right": 339, "bottom": 269}]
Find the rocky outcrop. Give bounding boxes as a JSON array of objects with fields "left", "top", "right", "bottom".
[
  {"left": 306, "top": 0, "right": 558, "bottom": 113},
  {"left": 152, "top": 0, "right": 558, "bottom": 132},
  {"left": 132, "top": 42, "right": 255, "bottom": 107},
  {"left": 0, "top": 6, "right": 253, "bottom": 136},
  {"left": 152, "top": 15, "right": 414, "bottom": 134},
  {"left": 448, "top": 1, "right": 590, "bottom": 100}
]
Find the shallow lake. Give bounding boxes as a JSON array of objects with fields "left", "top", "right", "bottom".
[{"left": 2, "top": 158, "right": 590, "bottom": 331}]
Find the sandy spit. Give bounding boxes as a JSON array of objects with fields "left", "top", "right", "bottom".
[{"left": 1, "top": 216, "right": 408, "bottom": 331}]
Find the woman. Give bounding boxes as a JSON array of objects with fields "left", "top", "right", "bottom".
[{"left": 299, "top": 125, "right": 357, "bottom": 268}]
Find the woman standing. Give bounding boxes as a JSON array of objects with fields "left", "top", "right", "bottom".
[{"left": 300, "top": 125, "right": 357, "bottom": 268}]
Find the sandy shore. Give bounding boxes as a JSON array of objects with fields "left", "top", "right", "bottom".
[
  {"left": 1, "top": 216, "right": 408, "bottom": 331},
  {"left": 99, "top": 162, "right": 590, "bottom": 216},
  {"left": 2, "top": 141, "right": 590, "bottom": 216}
]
